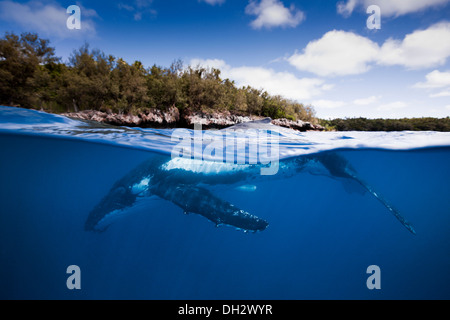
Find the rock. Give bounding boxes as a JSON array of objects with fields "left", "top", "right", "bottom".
[
  {"left": 181, "top": 110, "right": 254, "bottom": 129},
  {"left": 62, "top": 108, "right": 324, "bottom": 131},
  {"left": 62, "top": 106, "right": 180, "bottom": 128},
  {"left": 271, "top": 118, "right": 324, "bottom": 132}
]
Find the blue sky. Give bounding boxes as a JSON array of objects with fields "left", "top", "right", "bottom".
[{"left": 1, "top": 0, "right": 450, "bottom": 119}]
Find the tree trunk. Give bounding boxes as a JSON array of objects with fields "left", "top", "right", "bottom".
[{"left": 72, "top": 99, "right": 79, "bottom": 112}]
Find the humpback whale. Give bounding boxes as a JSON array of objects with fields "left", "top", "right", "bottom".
[
  {"left": 85, "top": 121, "right": 416, "bottom": 235},
  {"left": 85, "top": 156, "right": 269, "bottom": 232}
]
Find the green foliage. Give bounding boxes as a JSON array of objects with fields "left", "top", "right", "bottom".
[
  {"left": 319, "top": 117, "right": 450, "bottom": 132},
  {"left": 2, "top": 32, "right": 447, "bottom": 131},
  {"left": 0, "top": 32, "right": 317, "bottom": 123},
  {"left": 0, "top": 32, "right": 58, "bottom": 107},
  {"left": 8, "top": 32, "right": 448, "bottom": 132}
]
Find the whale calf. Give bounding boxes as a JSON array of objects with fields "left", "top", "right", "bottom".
[{"left": 85, "top": 156, "right": 269, "bottom": 232}]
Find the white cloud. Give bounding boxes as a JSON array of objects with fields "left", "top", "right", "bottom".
[
  {"left": 377, "top": 101, "right": 407, "bottom": 111},
  {"left": 135, "top": 0, "right": 154, "bottom": 8},
  {"left": 245, "top": 0, "right": 305, "bottom": 29},
  {"left": 189, "top": 58, "right": 331, "bottom": 101},
  {"left": 337, "top": 0, "right": 450, "bottom": 17},
  {"left": 431, "top": 91, "right": 450, "bottom": 97},
  {"left": 337, "top": 0, "right": 358, "bottom": 17},
  {"left": 414, "top": 70, "right": 450, "bottom": 89},
  {"left": 353, "top": 95, "right": 381, "bottom": 105},
  {"left": 190, "top": 58, "right": 229, "bottom": 72},
  {"left": 118, "top": 0, "right": 156, "bottom": 21},
  {"left": 414, "top": 70, "right": 450, "bottom": 98},
  {"left": 287, "top": 22, "right": 450, "bottom": 77},
  {"left": 0, "top": 1, "right": 97, "bottom": 38},
  {"left": 287, "top": 30, "right": 379, "bottom": 77},
  {"left": 200, "top": 0, "right": 225, "bottom": 5},
  {"left": 378, "top": 22, "right": 450, "bottom": 69},
  {"left": 228, "top": 67, "right": 327, "bottom": 101},
  {"left": 445, "top": 105, "right": 450, "bottom": 110},
  {"left": 311, "top": 99, "right": 346, "bottom": 109},
  {"left": 118, "top": 3, "right": 134, "bottom": 11}
]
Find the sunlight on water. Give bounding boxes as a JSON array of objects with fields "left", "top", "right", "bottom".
[{"left": 1, "top": 106, "right": 450, "bottom": 159}]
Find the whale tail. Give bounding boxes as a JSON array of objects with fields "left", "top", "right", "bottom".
[
  {"left": 315, "top": 152, "right": 416, "bottom": 235},
  {"left": 351, "top": 174, "right": 416, "bottom": 235}
]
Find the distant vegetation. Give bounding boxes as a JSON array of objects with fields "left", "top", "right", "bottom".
[
  {"left": 2, "top": 32, "right": 448, "bottom": 132},
  {"left": 0, "top": 32, "right": 316, "bottom": 123},
  {"left": 320, "top": 117, "right": 450, "bottom": 132}
]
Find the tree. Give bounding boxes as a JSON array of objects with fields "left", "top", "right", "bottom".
[
  {"left": 0, "top": 32, "right": 321, "bottom": 125},
  {"left": 59, "top": 44, "right": 114, "bottom": 112},
  {"left": 109, "top": 58, "right": 149, "bottom": 114},
  {"left": 0, "top": 32, "right": 58, "bottom": 107}
]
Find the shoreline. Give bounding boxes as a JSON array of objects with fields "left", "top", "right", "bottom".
[{"left": 61, "top": 108, "right": 325, "bottom": 132}]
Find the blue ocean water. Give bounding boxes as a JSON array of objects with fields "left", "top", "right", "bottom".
[{"left": 0, "top": 106, "right": 449, "bottom": 299}]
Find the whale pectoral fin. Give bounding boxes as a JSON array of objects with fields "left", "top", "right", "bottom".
[{"left": 152, "top": 183, "right": 268, "bottom": 232}]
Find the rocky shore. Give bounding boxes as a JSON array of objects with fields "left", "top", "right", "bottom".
[{"left": 62, "top": 107, "right": 324, "bottom": 132}]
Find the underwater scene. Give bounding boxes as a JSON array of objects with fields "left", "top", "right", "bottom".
[{"left": 0, "top": 106, "right": 449, "bottom": 299}]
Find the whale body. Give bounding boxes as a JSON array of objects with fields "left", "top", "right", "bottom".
[
  {"left": 85, "top": 121, "right": 416, "bottom": 234},
  {"left": 85, "top": 156, "right": 269, "bottom": 232}
]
